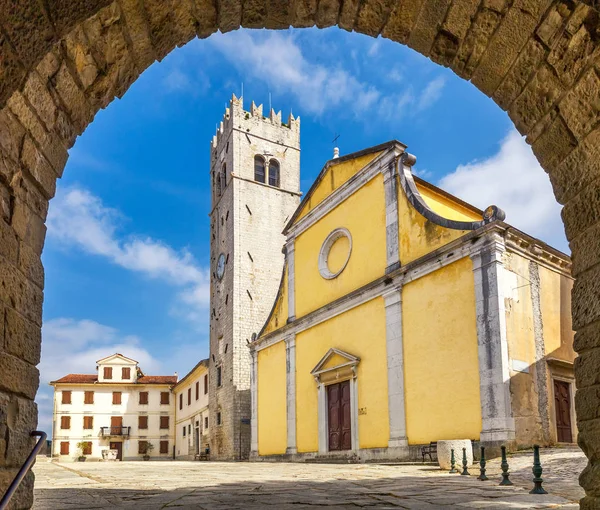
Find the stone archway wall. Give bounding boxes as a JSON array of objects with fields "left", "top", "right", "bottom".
[{"left": 0, "top": 0, "right": 599, "bottom": 507}]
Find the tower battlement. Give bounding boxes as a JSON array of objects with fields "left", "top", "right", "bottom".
[{"left": 211, "top": 94, "right": 300, "bottom": 150}]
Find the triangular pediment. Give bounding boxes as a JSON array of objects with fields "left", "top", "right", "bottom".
[
  {"left": 96, "top": 353, "right": 138, "bottom": 365},
  {"left": 310, "top": 348, "right": 360, "bottom": 376}
]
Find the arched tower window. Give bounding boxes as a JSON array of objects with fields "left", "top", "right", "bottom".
[
  {"left": 254, "top": 156, "right": 266, "bottom": 183},
  {"left": 221, "top": 163, "right": 227, "bottom": 190},
  {"left": 268, "top": 160, "right": 280, "bottom": 188},
  {"left": 215, "top": 170, "right": 221, "bottom": 197}
]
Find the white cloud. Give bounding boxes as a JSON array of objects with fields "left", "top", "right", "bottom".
[
  {"left": 47, "top": 186, "right": 211, "bottom": 318},
  {"left": 208, "top": 31, "right": 443, "bottom": 120},
  {"left": 163, "top": 68, "right": 192, "bottom": 92},
  {"left": 438, "top": 130, "right": 567, "bottom": 252}
]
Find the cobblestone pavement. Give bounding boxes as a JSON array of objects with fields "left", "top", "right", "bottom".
[{"left": 32, "top": 446, "right": 585, "bottom": 509}]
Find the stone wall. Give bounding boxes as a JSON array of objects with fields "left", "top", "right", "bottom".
[{"left": 0, "top": 0, "right": 599, "bottom": 507}]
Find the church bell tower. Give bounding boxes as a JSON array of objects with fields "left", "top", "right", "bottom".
[{"left": 208, "top": 95, "right": 301, "bottom": 459}]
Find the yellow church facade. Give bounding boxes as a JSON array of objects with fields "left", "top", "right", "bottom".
[{"left": 249, "top": 141, "right": 575, "bottom": 461}]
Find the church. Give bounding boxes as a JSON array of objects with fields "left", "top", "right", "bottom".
[{"left": 247, "top": 136, "right": 575, "bottom": 461}]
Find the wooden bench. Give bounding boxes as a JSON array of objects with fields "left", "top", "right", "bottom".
[{"left": 421, "top": 442, "right": 437, "bottom": 462}]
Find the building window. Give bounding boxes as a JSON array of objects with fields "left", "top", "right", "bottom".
[
  {"left": 60, "top": 442, "right": 69, "bottom": 455},
  {"left": 83, "top": 416, "right": 93, "bottom": 430},
  {"left": 84, "top": 391, "right": 94, "bottom": 405},
  {"left": 61, "top": 391, "right": 71, "bottom": 405},
  {"left": 215, "top": 171, "right": 221, "bottom": 196},
  {"left": 217, "top": 412, "right": 222, "bottom": 426},
  {"left": 139, "top": 392, "right": 149, "bottom": 405},
  {"left": 138, "top": 415, "right": 148, "bottom": 430},
  {"left": 82, "top": 442, "right": 92, "bottom": 455},
  {"left": 254, "top": 156, "right": 265, "bottom": 183},
  {"left": 204, "top": 416, "right": 209, "bottom": 429},
  {"left": 269, "top": 159, "right": 280, "bottom": 187},
  {"left": 179, "top": 393, "right": 183, "bottom": 410},
  {"left": 160, "top": 416, "right": 170, "bottom": 429},
  {"left": 122, "top": 367, "right": 131, "bottom": 379},
  {"left": 195, "top": 381, "right": 199, "bottom": 401},
  {"left": 204, "top": 374, "right": 208, "bottom": 395},
  {"left": 187, "top": 388, "right": 191, "bottom": 406},
  {"left": 160, "top": 441, "right": 169, "bottom": 454},
  {"left": 112, "top": 392, "right": 122, "bottom": 405},
  {"left": 138, "top": 440, "right": 149, "bottom": 455},
  {"left": 60, "top": 416, "right": 71, "bottom": 430},
  {"left": 221, "top": 163, "right": 227, "bottom": 190},
  {"left": 104, "top": 367, "right": 112, "bottom": 379},
  {"left": 183, "top": 426, "right": 186, "bottom": 437},
  {"left": 217, "top": 366, "right": 222, "bottom": 387},
  {"left": 161, "top": 392, "right": 170, "bottom": 405}
]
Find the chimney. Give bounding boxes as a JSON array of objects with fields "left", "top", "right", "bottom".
[
  {"left": 174, "top": 372, "right": 179, "bottom": 381},
  {"left": 333, "top": 147, "right": 340, "bottom": 159}
]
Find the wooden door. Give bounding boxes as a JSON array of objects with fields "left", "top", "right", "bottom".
[
  {"left": 110, "top": 416, "right": 122, "bottom": 435},
  {"left": 109, "top": 441, "right": 123, "bottom": 460},
  {"left": 327, "top": 380, "right": 352, "bottom": 451},
  {"left": 195, "top": 428, "right": 200, "bottom": 454},
  {"left": 554, "top": 380, "right": 573, "bottom": 443}
]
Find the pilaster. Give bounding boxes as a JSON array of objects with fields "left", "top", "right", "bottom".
[
  {"left": 470, "top": 234, "right": 516, "bottom": 443},
  {"left": 383, "top": 287, "right": 408, "bottom": 449},
  {"left": 287, "top": 238, "right": 296, "bottom": 322},
  {"left": 250, "top": 349, "right": 258, "bottom": 456},
  {"left": 285, "top": 335, "right": 297, "bottom": 454},
  {"left": 383, "top": 161, "right": 400, "bottom": 273}
]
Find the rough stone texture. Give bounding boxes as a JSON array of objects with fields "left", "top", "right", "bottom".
[
  {"left": 0, "top": 0, "right": 598, "bottom": 506},
  {"left": 437, "top": 439, "right": 473, "bottom": 470}
]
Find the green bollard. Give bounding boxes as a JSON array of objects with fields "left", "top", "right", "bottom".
[
  {"left": 477, "top": 446, "right": 488, "bottom": 481},
  {"left": 461, "top": 447, "right": 470, "bottom": 476},
  {"left": 449, "top": 448, "right": 458, "bottom": 474},
  {"left": 499, "top": 446, "right": 513, "bottom": 486},
  {"left": 529, "top": 445, "right": 547, "bottom": 494}
]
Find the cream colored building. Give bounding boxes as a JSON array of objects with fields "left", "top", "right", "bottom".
[
  {"left": 50, "top": 353, "right": 177, "bottom": 461},
  {"left": 173, "top": 359, "right": 210, "bottom": 459}
]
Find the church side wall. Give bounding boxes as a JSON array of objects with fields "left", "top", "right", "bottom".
[{"left": 402, "top": 256, "right": 482, "bottom": 445}]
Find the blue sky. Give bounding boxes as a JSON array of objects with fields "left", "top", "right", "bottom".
[{"left": 36, "top": 28, "right": 565, "bottom": 431}]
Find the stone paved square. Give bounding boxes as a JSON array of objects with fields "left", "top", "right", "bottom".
[{"left": 32, "top": 446, "right": 585, "bottom": 509}]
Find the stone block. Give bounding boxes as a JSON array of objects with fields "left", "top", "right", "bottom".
[
  {"left": 430, "top": 30, "right": 460, "bottom": 66},
  {"left": 45, "top": 0, "right": 113, "bottom": 34},
  {"left": 264, "top": 0, "right": 293, "bottom": 29},
  {"left": 530, "top": 112, "right": 576, "bottom": 171},
  {"left": 52, "top": 63, "right": 92, "bottom": 132},
  {"left": 18, "top": 242, "right": 44, "bottom": 290},
  {"left": 117, "top": 0, "right": 157, "bottom": 67},
  {"left": 381, "top": 0, "right": 425, "bottom": 44},
  {"left": 0, "top": 352, "right": 39, "bottom": 400},
  {"left": 20, "top": 137, "right": 57, "bottom": 200},
  {"left": 441, "top": 0, "right": 480, "bottom": 40},
  {"left": 536, "top": 1, "right": 573, "bottom": 47},
  {"left": 437, "top": 439, "right": 473, "bottom": 470},
  {"left": 355, "top": 0, "right": 395, "bottom": 36},
  {"left": 0, "top": 256, "right": 43, "bottom": 326},
  {"left": 560, "top": 68, "right": 600, "bottom": 142},
  {"left": 4, "top": 307, "right": 42, "bottom": 366},
  {"left": 408, "top": 0, "right": 452, "bottom": 55},
  {"left": 572, "top": 265, "right": 600, "bottom": 331},
  {"left": 216, "top": 0, "right": 243, "bottom": 33},
  {"left": 0, "top": 217, "right": 19, "bottom": 265},
  {"left": 575, "top": 386, "right": 600, "bottom": 422},
  {"left": 577, "top": 418, "right": 600, "bottom": 463},
  {"left": 242, "top": 0, "right": 269, "bottom": 28},
  {"left": 509, "top": 65, "right": 563, "bottom": 134},
  {"left": 493, "top": 39, "right": 546, "bottom": 110},
  {"left": 292, "top": 0, "right": 318, "bottom": 28},
  {"left": 0, "top": 34, "right": 27, "bottom": 109},
  {"left": 22, "top": 72, "right": 58, "bottom": 133},
  {"left": 0, "top": 109, "right": 25, "bottom": 164},
  {"left": 0, "top": 392, "right": 37, "bottom": 466},
  {"left": 64, "top": 25, "right": 100, "bottom": 90},
  {"left": 562, "top": 178, "right": 600, "bottom": 243},
  {"left": 570, "top": 218, "right": 600, "bottom": 276},
  {"left": 453, "top": 8, "right": 502, "bottom": 79},
  {"left": 316, "top": 0, "right": 341, "bottom": 28},
  {"left": 36, "top": 48, "right": 62, "bottom": 81},
  {"left": 0, "top": 468, "right": 34, "bottom": 510},
  {"left": 10, "top": 171, "right": 50, "bottom": 222}
]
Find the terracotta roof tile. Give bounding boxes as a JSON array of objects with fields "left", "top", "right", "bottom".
[{"left": 51, "top": 374, "right": 177, "bottom": 385}]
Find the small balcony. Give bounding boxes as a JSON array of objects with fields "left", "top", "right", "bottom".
[{"left": 100, "top": 426, "right": 130, "bottom": 437}]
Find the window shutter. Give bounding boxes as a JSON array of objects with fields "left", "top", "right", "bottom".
[
  {"left": 187, "top": 388, "right": 191, "bottom": 406},
  {"left": 179, "top": 394, "right": 183, "bottom": 410},
  {"left": 139, "top": 392, "right": 148, "bottom": 405},
  {"left": 83, "top": 416, "right": 93, "bottom": 429},
  {"left": 204, "top": 374, "right": 208, "bottom": 394},
  {"left": 195, "top": 382, "right": 199, "bottom": 400},
  {"left": 83, "top": 442, "right": 92, "bottom": 455},
  {"left": 160, "top": 441, "right": 169, "bottom": 454},
  {"left": 62, "top": 391, "right": 71, "bottom": 405},
  {"left": 104, "top": 367, "right": 112, "bottom": 379},
  {"left": 122, "top": 367, "right": 131, "bottom": 379},
  {"left": 138, "top": 441, "right": 147, "bottom": 454},
  {"left": 160, "top": 416, "right": 169, "bottom": 429},
  {"left": 112, "top": 392, "right": 122, "bottom": 405},
  {"left": 84, "top": 391, "right": 94, "bottom": 404},
  {"left": 161, "top": 392, "right": 169, "bottom": 405},
  {"left": 61, "top": 416, "right": 71, "bottom": 429},
  {"left": 60, "top": 442, "right": 69, "bottom": 455}
]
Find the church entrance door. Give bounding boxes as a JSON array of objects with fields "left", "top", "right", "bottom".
[
  {"left": 554, "top": 380, "right": 573, "bottom": 443},
  {"left": 327, "top": 380, "right": 351, "bottom": 451}
]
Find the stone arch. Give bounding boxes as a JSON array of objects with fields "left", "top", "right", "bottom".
[{"left": 0, "top": 1, "right": 599, "bottom": 507}]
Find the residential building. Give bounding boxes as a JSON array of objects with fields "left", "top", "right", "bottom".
[
  {"left": 50, "top": 353, "right": 177, "bottom": 461},
  {"left": 208, "top": 95, "right": 301, "bottom": 459},
  {"left": 174, "top": 359, "right": 210, "bottom": 459},
  {"left": 250, "top": 141, "right": 575, "bottom": 461}
]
